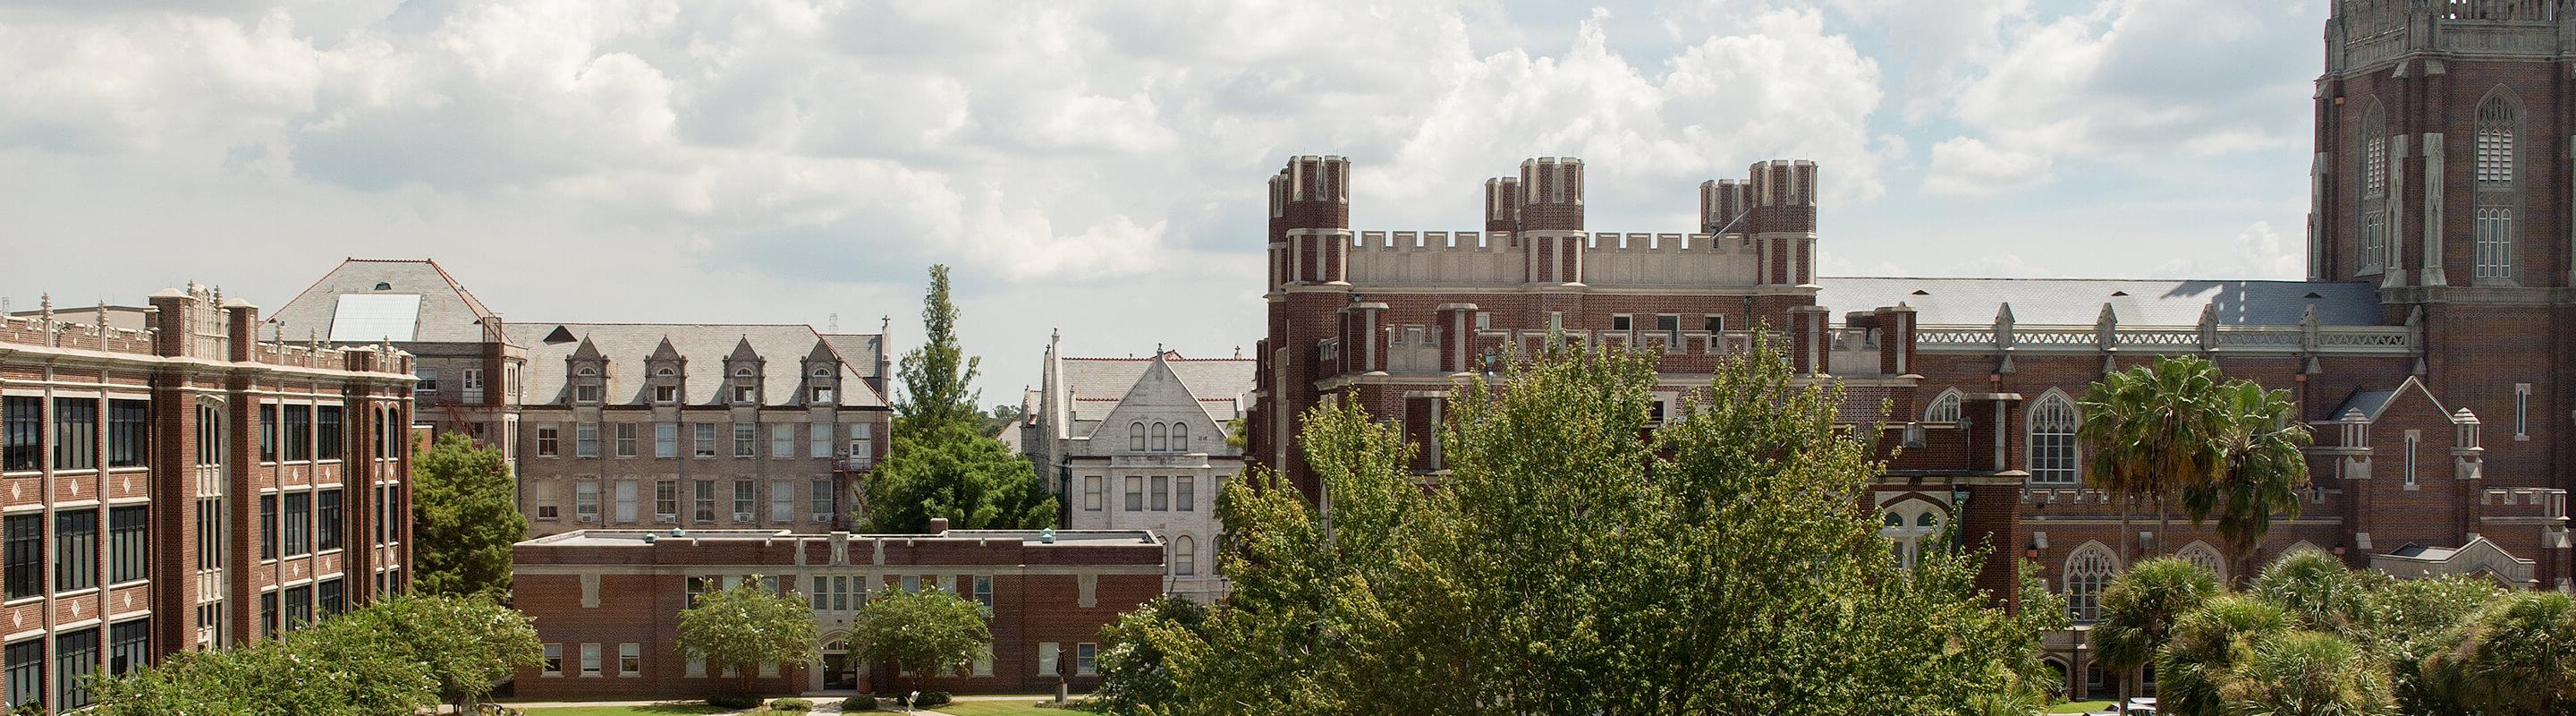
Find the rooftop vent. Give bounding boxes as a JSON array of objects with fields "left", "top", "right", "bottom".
[
  {"left": 1910, "top": 290, "right": 1929, "bottom": 295},
  {"left": 373, "top": 282, "right": 392, "bottom": 291},
  {"left": 2305, "top": 292, "right": 2323, "bottom": 299},
  {"left": 2110, "top": 291, "right": 2130, "bottom": 297}
]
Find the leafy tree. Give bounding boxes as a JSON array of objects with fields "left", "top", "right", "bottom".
[
  {"left": 860, "top": 265, "right": 1057, "bottom": 532},
  {"left": 331, "top": 593, "right": 541, "bottom": 712},
  {"left": 981, "top": 403, "right": 1029, "bottom": 439},
  {"left": 2419, "top": 590, "right": 2576, "bottom": 714},
  {"left": 851, "top": 585, "right": 993, "bottom": 699},
  {"left": 2078, "top": 357, "right": 2223, "bottom": 562},
  {"left": 2185, "top": 380, "right": 2314, "bottom": 579},
  {"left": 1224, "top": 416, "right": 1247, "bottom": 451},
  {"left": 2089, "top": 558, "right": 2222, "bottom": 711},
  {"left": 89, "top": 606, "right": 440, "bottom": 715},
  {"left": 1148, "top": 339, "right": 2049, "bottom": 715},
  {"left": 411, "top": 431, "right": 528, "bottom": 600},
  {"left": 2371, "top": 575, "right": 2506, "bottom": 715},
  {"left": 2019, "top": 558, "right": 2076, "bottom": 704},
  {"left": 2217, "top": 630, "right": 2394, "bottom": 716},
  {"left": 1094, "top": 595, "right": 1211, "bottom": 714},
  {"left": 680, "top": 575, "right": 820, "bottom": 697}
]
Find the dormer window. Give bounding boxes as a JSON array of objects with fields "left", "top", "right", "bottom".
[
  {"left": 655, "top": 386, "right": 679, "bottom": 404},
  {"left": 810, "top": 366, "right": 830, "bottom": 378},
  {"left": 657, "top": 368, "right": 676, "bottom": 378},
  {"left": 572, "top": 365, "right": 602, "bottom": 404},
  {"left": 811, "top": 387, "right": 835, "bottom": 404},
  {"left": 732, "top": 366, "right": 758, "bottom": 404}
]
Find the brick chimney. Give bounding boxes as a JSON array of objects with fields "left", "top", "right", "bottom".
[{"left": 926, "top": 517, "right": 950, "bottom": 534}]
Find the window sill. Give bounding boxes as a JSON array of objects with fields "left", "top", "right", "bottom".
[
  {"left": 106, "top": 579, "right": 146, "bottom": 589},
  {"left": 53, "top": 469, "right": 98, "bottom": 477},
  {"left": 3, "top": 595, "right": 41, "bottom": 607},
  {"left": 55, "top": 587, "right": 98, "bottom": 599}
]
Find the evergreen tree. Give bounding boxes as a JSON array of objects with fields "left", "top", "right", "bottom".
[
  {"left": 411, "top": 432, "right": 528, "bottom": 601},
  {"left": 861, "top": 265, "right": 1055, "bottom": 532}
]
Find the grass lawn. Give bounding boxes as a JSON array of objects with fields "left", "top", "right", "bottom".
[
  {"left": 930, "top": 701, "right": 1087, "bottom": 716},
  {"left": 518, "top": 705, "right": 729, "bottom": 716},
  {"left": 2045, "top": 700, "right": 2114, "bottom": 714}
]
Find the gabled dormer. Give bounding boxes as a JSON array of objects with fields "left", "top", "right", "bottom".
[
  {"left": 646, "top": 337, "right": 687, "bottom": 405},
  {"left": 1096, "top": 353, "right": 1219, "bottom": 456},
  {"left": 567, "top": 337, "right": 608, "bottom": 405},
  {"left": 801, "top": 340, "right": 842, "bottom": 405},
  {"left": 724, "top": 336, "right": 765, "bottom": 405}
]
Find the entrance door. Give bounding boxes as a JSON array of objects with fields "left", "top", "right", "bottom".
[{"left": 823, "top": 652, "right": 857, "bottom": 690}]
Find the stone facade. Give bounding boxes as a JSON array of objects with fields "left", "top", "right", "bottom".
[
  {"left": 509, "top": 523, "right": 1163, "bottom": 698},
  {"left": 1021, "top": 334, "right": 1251, "bottom": 603},
  {"left": 0, "top": 285, "right": 416, "bottom": 713}
]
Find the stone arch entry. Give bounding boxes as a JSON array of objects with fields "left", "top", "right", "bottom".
[{"left": 821, "top": 634, "right": 860, "bottom": 691}]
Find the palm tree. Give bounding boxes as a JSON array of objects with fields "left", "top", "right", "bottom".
[
  {"left": 2218, "top": 630, "right": 2397, "bottom": 716},
  {"left": 2159, "top": 594, "right": 2295, "bottom": 716},
  {"left": 2079, "top": 357, "right": 2224, "bottom": 563},
  {"left": 2418, "top": 591, "right": 2576, "bottom": 714},
  {"left": 2185, "top": 380, "right": 2313, "bottom": 583},
  {"left": 2089, "top": 558, "right": 2223, "bottom": 709},
  {"left": 2250, "top": 548, "right": 2374, "bottom": 638}
]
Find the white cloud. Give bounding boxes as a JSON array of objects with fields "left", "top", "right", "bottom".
[
  {"left": 2152, "top": 220, "right": 2305, "bottom": 279},
  {"left": 1922, "top": 136, "right": 2051, "bottom": 196}
]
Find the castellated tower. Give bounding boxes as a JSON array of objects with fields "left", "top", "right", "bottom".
[
  {"left": 1519, "top": 158, "right": 1587, "bottom": 284},
  {"left": 1747, "top": 160, "right": 1820, "bottom": 286},
  {"left": 1267, "top": 155, "right": 1352, "bottom": 289}
]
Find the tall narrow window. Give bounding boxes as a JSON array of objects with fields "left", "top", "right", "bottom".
[
  {"left": 811, "top": 423, "right": 833, "bottom": 458},
  {"left": 258, "top": 494, "right": 276, "bottom": 559},
  {"left": 1, "top": 397, "right": 38, "bottom": 473},
  {"left": 2, "top": 640, "right": 34, "bottom": 711},
  {"left": 537, "top": 425, "right": 561, "bottom": 457},
  {"left": 1151, "top": 475, "right": 1170, "bottom": 511},
  {"left": 56, "top": 509, "right": 97, "bottom": 592},
  {"left": 1124, "top": 476, "right": 1144, "bottom": 511},
  {"left": 733, "top": 423, "right": 756, "bottom": 458},
  {"left": 1082, "top": 476, "right": 1102, "bottom": 511},
  {"left": 281, "top": 405, "right": 310, "bottom": 462},
  {"left": 694, "top": 481, "right": 716, "bottom": 523},
  {"left": 1171, "top": 422, "right": 1189, "bottom": 451},
  {"left": 2363, "top": 112, "right": 2388, "bottom": 199},
  {"left": 771, "top": 423, "right": 794, "bottom": 458},
  {"left": 315, "top": 405, "right": 342, "bottom": 461},
  {"left": 2475, "top": 209, "right": 2514, "bottom": 278},
  {"left": 2064, "top": 543, "right": 2117, "bottom": 621},
  {"left": 1174, "top": 535, "right": 1197, "bottom": 576},
  {"left": 614, "top": 423, "right": 637, "bottom": 457},
  {"left": 809, "top": 478, "right": 832, "bottom": 522},
  {"left": 1151, "top": 422, "right": 1168, "bottom": 451},
  {"left": 55, "top": 627, "right": 97, "bottom": 709},
  {"left": 317, "top": 489, "right": 341, "bottom": 552},
  {"left": 656, "top": 480, "right": 678, "bottom": 522},
  {"left": 4, "top": 515, "right": 40, "bottom": 600},
  {"left": 653, "top": 423, "right": 677, "bottom": 458},
  {"left": 2478, "top": 95, "right": 2516, "bottom": 187},
  {"left": 54, "top": 398, "right": 96, "bottom": 471},
  {"left": 614, "top": 481, "right": 637, "bottom": 523},
  {"left": 283, "top": 492, "right": 310, "bottom": 557},
  {"left": 1176, "top": 476, "right": 1196, "bottom": 513},
  {"left": 1129, "top": 422, "right": 1146, "bottom": 451},
  {"left": 2404, "top": 430, "right": 2420, "bottom": 488},
  {"left": 575, "top": 423, "right": 599, "bottom": 458},
  {"left": 106, "top": 399, "right": 148, "bottom": 468},
  {"left": 2515, "top": 383, "right": 2532, "bottom": 439},
  {"left": 692, "top": 423, "right": 716, "bottom": 457},
  {"left": 107, "top": 618, "right": 147, "bottom": 676},
  {"left": 2028, "top": 391, "right": 2080, "bottom": 484},
  {"left": 733, "top": 481, "right": 756, "bottom": 520},
  {"left": 258, "top": 404, "right": 277, "bottom": 463},
  {"left": 108, "top": 506, "right": 147, "bottom": 584},
  {"left": 770, "top": 481, "right": 793, "bottom": 523},
  {"left": 574, "top": 482, "right": 598, "bottom": 521}
]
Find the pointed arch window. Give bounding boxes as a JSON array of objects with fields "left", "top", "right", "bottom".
[
  {"left": 2028, "top": 391, "right": 2080, "bottom": 485},
  {"left": 2177, "top": 541, "right": 2226, "bottom": 582},
  {"left": 2064, "top": 542, "right": 2118, "bottom": 621},
  {"left": 2362, "top": 107, "right": 2388, "bottom": 199},
  {"left": 2477, "top": 94, "right": 2515, "bottom": 187},
  {"left": 1922, "top": 389, "right": 1963, "bottom": 424}
]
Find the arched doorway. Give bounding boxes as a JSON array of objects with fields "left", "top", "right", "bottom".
[{"left": 821, "top": 638, "right": 860, "bottom": 691}]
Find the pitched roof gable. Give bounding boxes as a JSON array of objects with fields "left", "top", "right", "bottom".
[{"left": 267, "top": 259, "right": 505, "bottom": 344}]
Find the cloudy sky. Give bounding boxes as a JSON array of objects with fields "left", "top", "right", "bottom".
[{"left": 0, "top": 0, "right": 2324, "bottom": 403}]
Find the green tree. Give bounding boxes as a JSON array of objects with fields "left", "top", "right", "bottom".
[
  {"left": 981, "top": 403, "right": 1029, "bottom": 439},
  {"left": 89, "top": 606, "right": 440, "bottom": 715},
  {"left": 2159, "top": 594, "right": 2297, "bottom": 716},
  {"left": 851, "top": 585, "right": 993, "bottom": 699},
  {"left": 2217, "top": 631, "right": 2395, "bottom": 716},
  {"left": 2419, "top": 590, "right": 2576, "bottom": 714},
  {"left": 2186, "top": 380, "right": 2314, "bottom": 580},
  {"left": 2089, "top": 558, "right": 2223, "bottom": 711},
  {"left": 679, "top": 575, "right": 820, "bottom": 697},
  {"left": 411, "top": 431, "right": 528, "bottom": 600},
  {"left": 2078, "top": 356, "right": 2223, "bottom": 563},
  {"left": 1149, "top": 339, "right": 2047, "bottom": 714},
  {"left": 2371, "top": 575, "right": 2505, "bottom": 715},
  {"left": 1094, "top": 595, "right": 1211, "bottom": 715},
  {"left": 332, "top": 593, "right": 541, "bottom": 712},
  {"left": 860, "top": 265, "right": 1056, "bottom": 532},
  {"left": 2250, "top": 548, "right": 2374, "bottom": 637}
]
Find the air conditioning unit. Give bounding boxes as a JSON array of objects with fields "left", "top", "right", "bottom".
[
  {"left": 733, "top": 513, "right": 755, "bottom": 522},
  {"left": 576, "top": 515, "right": 597, "bottom": 523},
  {"left": 655, "top": 516, "right": 677, "bottom": 524},
  {"left": 810, "top": 514, "right": 832, "bottom": 524}
]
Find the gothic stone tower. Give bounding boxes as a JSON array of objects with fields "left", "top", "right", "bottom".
[{"left": 2310, "top": 0, "right": 2576, "bottom": 496}]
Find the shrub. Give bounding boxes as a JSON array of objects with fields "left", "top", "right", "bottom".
[
  {"left": 768, "top": 697, "right": 813, "bottom": 712},
  {"left": 838, "top": 696, "right": 879, "bottom": 712},
  {"left": 913, "top": 691, "right": 953, "bottom": 708},
  {"left": 706, "top": 694, "right": 762, "bottom": 710}
]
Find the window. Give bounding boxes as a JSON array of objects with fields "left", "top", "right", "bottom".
[
  {"left": 2361, "top": 212, "right": 2390, "bottom": 274},
  {"left": 654, "top": 385, "right": 678, "bottom": 404},
  {"left": 1129, "top": 422, "right": 1146, "bottom": 451},
  {"left": 1177, "top": 476, "right": 1196, "bottom": 512},
  {"left": 771, "top": 481, "right": 794, "bottom": 523},
  {"left": 318, "top": 577, "right": 343, "bottom": 618},
  {"left": 2475, "top": 209, "right": 2513, "bottom": 278},
  {"left": 1172, "top": 422, "right": 1189, "bottom": 451},
  {"left": 258, "top": 404, "right": 276, "bottom": 463},
  {"left": 415, "top": 369, "right": 440, "bottom": 396},
  {"left": 810, "top": 423, "right": 832, "bottom": 458},
  {"left": 575, "top": 481, "right": 599, "bottom": 521},
  {"left": 2177, "top": 541, "right": 2225, "bottom": 582},
  {"left": 849, "top": 423, "right": 873, "bottom": 463},
  {"left": 654, "top": 423, "right": 677, "bottom": 458},
  {"left": 1174, "top": 535, "right": 1196, "bottom": 575},
  {"left": 733, "top": 481, "right": 755, "bottom": 520},
  {"left": 1080, "top": 574, "right": 1097, "bottom": 607},
  {"left": 809, "top": 478, "right": 833, "bottom": 522},
  {"left": 315, "top": 405, "right": 342, "bottom": 461},
  {"left": 619, "top": 643, "right": 640, "bottom": 677},
  {"left": 281, "top": 405, "right": 310, "bottom": 462},
  {"left": 108, "top": 618, "right": 147, "bottom": 676},
  {"left": 811, "top": 385, "right": 835, "bottom": 403},
  {"left": 2404, "top": 430, "right": 2420, "bottom": 488},
  {"left": 1611, "top": 314, "right": 1633, "bottom": 331},
  {"left": 733, "top": 423, "right": 756, "bottom": 458},
  {"left": 580, "top": 643, "right": 601, "bottom": 677},
  {"left": 974, "top": 575, "right": 994, "bottom": 610},
  {"left": 1474, "top": 311, "right": 1492, "bottom": 330},
  {"left": 2478, "top": 94, "right": 2515, "bottom": 187},
  {"left": 2028, "top": 391, "right": 2079, "bottom": 484},
  {"left": 534, "top": 482, "right": 559, "bottom": 520},
  {"left": 657, "top": 481, "right": 679, "bottom": 522},
  {"left": 1657, "top": 314, "right": 1681, "bottom": 346},
  {"left": 54, "top": 398, "right": 95, "bottom": 471},
  {"left": 613, "top": 481, "right": 637, "bottom": 523},
  {"left": 1124, "top": 476, "right": 1144, "bottom": 511},
  {"left": 2, "top": 397, "right": 38, "bottom": 473},
  {"left": 284, "top": 584, "right": 312, "bottom": 630},
  {"left": 1151, "top": 475, "right": 1170, "bottom": 511},
  {"left": 1077, "top": 643, "right": 1097, "bottom": 676},
  {"left": 901, "top": 575, "right": 920, "bottom": 592},
  {"left": 108, "top": 506, "right": 146, "bottom": 584},
  {"left": 2516, "top": 383, "right": 2532, "bottom": 439},
  {"left": 1083, "top": 476, "right": 1103, "bottom": 511},
  {"left": 566, "top": 422, "right": 594, "bottom": 458},
  {"left": 1151, "top": 422, "right": 1167, "bottom": 451},
  {"left": 260, "top": 591, "right": 277, "bottom": 638},
  {"left": 198, "top": 495, "right": 225, "bottom": 568},
  {"left": 574, "top": 383, "right": 601, "bottom": 403},
  {"left": 772, "top": 423, "right": 794, "bottom": 458},
  {"left": 693, "top": 423, "right": 716, "bottom": 457},
  {"left": 694, "top": 481, "right": 716, "bottom": 523},
  {"left": 1038, "top": 643, "right": 1060, "bottom": 678},
  {"left": 317, "top": 489, "right": 342, "bottom": 551},
  {"left": 1704, "top": 314, "right": 1725, "bottom": 334},
  {"left": 283, "top": 492, "right": 310, "bottom": 557},
  {"left": 1, "top": 639, "right": 33, "bottom": 712},
  {"left": 2362, "top": 107, "right": 2387, "bottom": 198},
  {"left": 538, "top": 425, "right": 561, "bottom": 456},
  {"left": 4, "top": 516, "right": 39, "bottom": 600},
  {"left": 55, "top": 627, "right": 97, "bottom": 709},
  {"left": 461, "top": 369, "right": 483, "bottom": 395},
  {"left": 1923, "top": 388, "right": 1963, "bottom": 424},
  {"left": 1882, "top": 507, "right": 1942, "bottom": 570},
  {"left": 258, "top": 494, "right": 276, "bottom": 559},
  {"left": 56, "top": 509, "right": 97, "bottom": 592},
  {"left": 106, "top": 399, "right": 148, "bottom": 468},
  {"left": 2065, "top": 543, "right": 2117, "bottom": 621},
  {"left": 543, "top": 644, "right": 564, "bottom": 677}
]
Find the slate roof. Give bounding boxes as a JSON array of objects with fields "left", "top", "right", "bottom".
[
  {"left": 1817, "top": 277, "right": 2385, "bottom": 326},
  {"left": 1059, "top": 352, "right": 1255, "bottom": 425},
  {"left": 2324, "top": 376, "right": 2442, "bottom": 423},
  {"left": 819, "top": 334, "right": 887, "bottom": 379},
  {"left": 504, "top": 322, "right": 886, "bottom": 409},
  {"left": 267, "top": 259, "right": 502, "bottom": 343}
]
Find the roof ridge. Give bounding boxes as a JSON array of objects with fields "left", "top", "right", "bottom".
[{"left": 1824, "top": 276, "right": 2367, "bottom": 286}]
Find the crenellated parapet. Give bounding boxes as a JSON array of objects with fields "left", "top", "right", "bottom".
[{"left": 2327, "top": 0, "right": 2570, "bottom": 73}]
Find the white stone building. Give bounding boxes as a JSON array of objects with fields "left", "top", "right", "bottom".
[{"left": 1022, "top": 335, "right": 1251, "bottom": 603}]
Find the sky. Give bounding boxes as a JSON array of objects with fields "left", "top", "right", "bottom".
[{"left": 0, "top": 0, "right": 2326, "bottom": 405}]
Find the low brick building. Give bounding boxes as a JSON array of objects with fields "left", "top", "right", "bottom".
[{"left": 509, "top": 522, "right": 1163, "bottom": 699}]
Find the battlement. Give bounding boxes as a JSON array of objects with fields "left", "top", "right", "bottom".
[
  {"left": 1517, "top": 157, "right": 1585, "bottom": 231},
  {"left": 1483, "top": 177, "right": 1521, "bottom": 232},
  {"left": 2328, "top": 0, "right": 2567, "bottom": 72}
]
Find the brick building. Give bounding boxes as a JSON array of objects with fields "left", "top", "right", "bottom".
[
  {"left": 1021, "top": 333, "right": 1253, "bottom": 603},
  {"left": 509, "top": 522, "right": 1163, "bottom": 698},
  {"left": 0, "top": 286, "right": 416, "bottom": 712},
  {"left": 1248, "top": 0, "right": 2575, "bottom": 700},
  {"left": 268, "top": 260, "right": 894, "bottom": 536}
]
